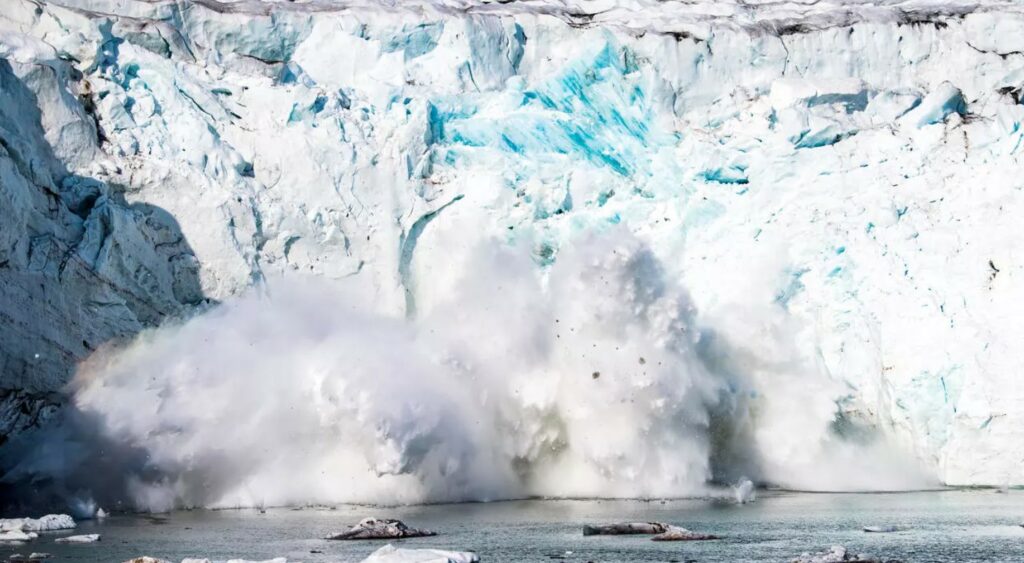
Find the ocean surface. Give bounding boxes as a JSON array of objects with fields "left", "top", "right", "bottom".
[{"left": 12, "top": 491, "right": 1024, "bottom": 562}]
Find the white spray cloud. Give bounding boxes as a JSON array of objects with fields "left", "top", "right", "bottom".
[{"left": 9, "top": 227, "right": 932, "bottom": 511}]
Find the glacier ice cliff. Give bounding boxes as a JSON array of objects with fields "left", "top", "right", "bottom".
[{"left": 1, "top": 0, "right": 1023, "bottom": 509}]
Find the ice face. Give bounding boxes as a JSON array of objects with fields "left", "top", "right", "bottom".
[{"left": 1, "top": 0, "right": 1023, "bottom": 509}]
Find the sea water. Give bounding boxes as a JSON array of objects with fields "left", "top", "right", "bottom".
[{"left": 19, "top": 491, "right": 1024, "bottom": 562}]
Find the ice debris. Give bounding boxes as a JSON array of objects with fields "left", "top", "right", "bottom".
[
  {"left": 54, "top": 534, "right": 100, "bottom": 543},
  {"left": 327, "top": 518, "right": 437, "bottom": 540},
  {"left": 0, "top": 515, "right": 75, "bottom": 533},
  {"left": 650, "top": 526, "right": 720, "bottom": 541},
  {"left": 129, "top": 559, "right": 288, "bottom": 563},
  {"left": 862, "top": 525, "right": 904, "bottom": 533},
  {"left": 0, "top": 531, "right": 36, "bottom": 542},
  {"left": 792, "top": 545, "right": 900, "bottom": 563},
  {"left": 359, "top": 544, "right": 479, "bottom": 563},
  {"left": 582, "top": 522, "right": 669, "bottom": 536}
]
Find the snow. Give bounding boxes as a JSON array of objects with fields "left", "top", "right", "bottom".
[{"left": 1, "top": 0, "right": 1024, "bottom": 509}]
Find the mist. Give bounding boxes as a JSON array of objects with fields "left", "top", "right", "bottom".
[{"left": 4, "top": 228, "right": 932, "bottom": 512}]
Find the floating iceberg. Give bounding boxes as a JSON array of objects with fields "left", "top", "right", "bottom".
[
  {"left": 582, "top": 522, "right": 669, "bottom": 536},
  {"left": 327, "top": 518, "right": 436, "bottom": 540},
  {"left": 0, "top": 515, "right": 75, "bottom": 533},
  {"left": 54, "top": 534, "right": 100, "bottom": 543},
  {"left": 650, "top": 526, "right": 720, "bottom": 541},
  {"left": 360, "top": 545, "right": 479, "bottom": 563}
]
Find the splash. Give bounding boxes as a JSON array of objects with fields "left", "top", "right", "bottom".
[{"left": 6, "top": 229, "right": 931, "bottom": 511}]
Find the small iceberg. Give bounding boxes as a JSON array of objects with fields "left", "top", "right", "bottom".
[
  {"left": 582, "top": 522, "right": 668, "bottom": 536},
  {"left": 179, "top": 559, "right": 286, "bottom": 563},
  {"left": 791, "top": 545, "right": 893, "bottom": 562},
  {"left": 179, "top": 559, "right": 287, "bottom": 563},
  {"left": 360, "top": 544, "right": 479, "bottom": 563},
  {"left": 54, "top": 534, "right": 100, "bottom": 543},
  {"left": 862, "top": 525, "right": 904, "bottom": 533},
  {"left": 0, "top": 515, "right": 75, "bottom": 533},
  {"left": 327, "top": 518, "right": 436, "bottom": 540},
  {"left": 650, "top": 526, "right": 720, "bottom": 541},
  {"left": 0, "top": 530, "right": 37, "bottom": 543}
]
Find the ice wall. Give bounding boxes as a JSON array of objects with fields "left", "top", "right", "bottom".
[{"left": 1, "top": 0, "right": 1023, "bottom": 507}]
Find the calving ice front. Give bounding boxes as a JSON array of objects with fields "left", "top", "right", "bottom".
[
  {"left": 14, "top": 232, "right": 925, "bottom": 511},
  {"left": 0, "top": 0, "right": 1022, "bottom": 511}
]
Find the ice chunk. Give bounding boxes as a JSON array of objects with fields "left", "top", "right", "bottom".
[
  {"left": 650, "top": 526, "right": 720, "bottom": 541},
  {"left": 791, "top": 545, "right": 889, "bottom": 562},
  {"left": 901, "top": 82, "right": 965, "bottom": 128},
  {"left": 862, "top": 525, "right": 904, "bottom": 533},
  {"left": 54, "top": 534, "right": 100, "bottom": 543},
  {"left": 582, "top": 522, "right": 668, "bottom": 536},
  {"left": 0, "top": 515, "right": 75, "bottom": 532},
  {"left": 326, "top": 518, "right": 436, "bottom": 540},
  {"left": 0, "top": 530, "right": 37, "bottom": 542},
  {"left": 123, "top": 558, "right": 172, "bottom": 563},
  {"left": 360, "top": 545, "right": 479, "bottom": 563}
]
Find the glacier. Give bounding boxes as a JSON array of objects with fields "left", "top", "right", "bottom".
[{"left": 1, "top": 0, "right": 1023, "bottom": 510}]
